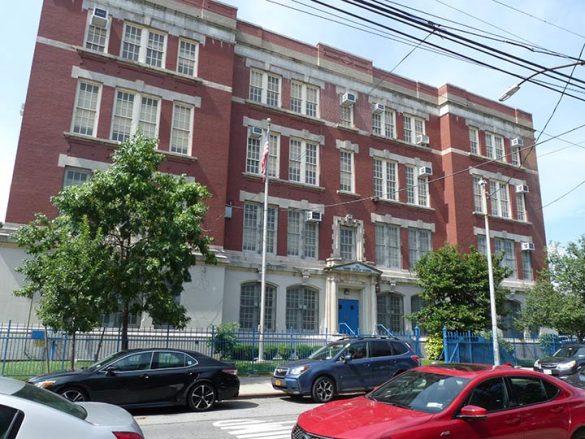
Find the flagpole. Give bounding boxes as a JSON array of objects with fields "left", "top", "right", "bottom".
[{"left": 258, "top": 118, "right": 271, "bottom": 362}]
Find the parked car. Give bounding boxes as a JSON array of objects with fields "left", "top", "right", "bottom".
[
  {"left": 272, "top": 336, "right": 420, "bottom": 403},
  {"left": 0, "top": 376, "right": 143, "bottom": 438},
  {"left": 28, "top": 348, "right": 239, "bottom": 411},
  {"left": 293, "top": 363, "right": 585, "bottom": 439},
  {"left": 534, "top": 344, "right": 585, "bottom": 377}
]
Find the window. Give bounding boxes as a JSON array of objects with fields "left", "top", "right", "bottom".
[
  {"left": 377, "top": 293, "right": 404, "bottom": 332},
  {"left": 490, "top": 181, "right": 510, "bottom": 218},
  {"left": 466, "top": 378, "right": 507, "bottom": 412},
  {"left": 511, "top": 145, "right": 521, "bottom": 166},
  {"left": 111, "top": 90, "right": 160, "bottom": 142},
  {"left": 372, "top": 108, "right": 396, "bottom": 138},
  {"left": 289, "top": 138, "right": 318, "bottom": 185},
  {"left": 375, "top": 223, "right": 401, "bottom": 268},
  {"left": 85, "top": 17, "right": 109, "bottom": 53},
  {"left": 340, "top": 104, "right": 353, "bottom": 127},
  {"left": 152, "top": 351, "right": 189, "bottom": 369},
  {"left": 170, "top": 103, "right": 193, "bottom": 155},
  {"left": 410, "top": 295, "right": 426, "bottom": 335},
  {"left": 242, "top": 203, "right": 277, "bottom": 254},
  {"left": 473, "top": 176, "right": 484, "bottom": 213},
  {"left": 340, "top": 226, "right": 356, "bottom": 260},
  {"left": 246, "top": 130, "right": 279, "bottom": 178},
  {"left": 177, "top": 39, "right": 198, "bottom": 76},
  {"left": 477, "top": 234, "right": 487, "bottom": 256},
  {"left": 485, "top": 133, "right": 505, "bottom": 161},
  {"left": 249, "top": 69, "right": 281, "bottom": 107},
  {"left": 409, "top": 228, "right": 432, "bottom": 268},
  {"left": 502, "top": 300, "right": 522, "bottom": 338},
  {"left": 63, "top": 167, "right": 91, "bottom": 188},
  {"left": 121, "top": 23, "right": 166, "bottom": 68},
  {"left": 469, "top": 126, "right": 479, "bottom": 155},
  {"left": 508, "top": 377, "right": 552, "bottom": 407},
  {"left": 287, "top": 210, "right": 317, "bottom": 258},
  {"left": 373, "top": 159, "right": 397, "bottom": 201},
  {"left": 406, "top": 166, "right": 429, "bottom": 207},
  {"left": 72, "top": 81, "right": 101, "bottom": 136},
  {"left": 494, "top": 238, "right": 517, "bottom": 278},
  {"left": 369, "top": 340, "right": 393, "bottom": 357},
  {"left": 111, "top": 352, "right": 152, "bottom": 371},
  {"left": 516, "top": 193, "right": 526, "bottom": 221},
  {"left": 286, "top": 286, "right": 319, "bottom": 332},
  {"left": 403, "top": 114, "right": 425, "bottom": 144},
  {"left": 339, "top": 150, "right": 354, "bottom": 192},
  {"left": 522, "top": 251, "right": 533, "bottom": 281},
  {"left": 290, "top": 81, "right": 319, "bottom": 117},
  {"left": 239, "top": 282, "right": 276, "bottom": 331}
]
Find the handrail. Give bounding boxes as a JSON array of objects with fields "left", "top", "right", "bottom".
[{"left": 339, "top": 323, "right": 356, "bottom": 336}]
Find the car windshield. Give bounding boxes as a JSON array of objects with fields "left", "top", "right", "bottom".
[
  {"left": 308, "top": 342, "right": 349, "bottom": 360},
  {"left": 13, "top": 382, "right": 87, "bottom": 420},
  {"left": 368, "top": 370, "right": 469, "bottom": 413},
  {"left": 86, "top": 351, "right": 130, "bottom": 371},
  {"left": 554, "top": 346, "right": 585, "bottom": 358}
]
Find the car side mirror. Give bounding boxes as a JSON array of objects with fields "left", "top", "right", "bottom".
[
  {"left": 458, "top": 405, "right": 488, "bottom": 420},
  {"left": 343, "top": 353, "right": 353, "bottom": 363},
  {"left": 104, "top": 366, "right": 118, "bottom": 375}
]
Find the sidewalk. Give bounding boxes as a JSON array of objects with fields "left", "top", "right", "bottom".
[{"left": 239, "top": 375, "right": 282, "bottom": 399}]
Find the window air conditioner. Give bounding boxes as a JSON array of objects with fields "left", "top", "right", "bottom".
[
  {"left": 415, "top": 134, "right": 430, "bottom": 146},
  {"left": 91, "top": 8, "right": 109, "bottom": 27},
  {"left": 511, "top": 137, "right": 524, "bottom": 147},
  {"left": 341, "top": 92, "right": 357, "bottom": 106},
  {"left": 305, "top": 211, "right": 322, "bottom": 222},
  {"left": 418, "top": 166, "right": 432, "bottom": 177},
  {"left": 521, "top": 242, "right": 535, "bottom": 251},
  {"left": 515, "top": 184, "right": 529, "bottom": 193},
  {"left": 373, "top": 103, "right": 385, "bottom": 114},
  {"left": 249, "top": 127, "right": 263, "bottom": 138}
]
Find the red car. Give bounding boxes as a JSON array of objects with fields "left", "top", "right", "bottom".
[{"left": 293, "top": 363, "right": 585, "bottom": 439}]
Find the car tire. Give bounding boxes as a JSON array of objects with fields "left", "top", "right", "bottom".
[
  {"left": 59, "top": 387, "right": 88, "bottom": 402},
  {"left": 311, "top": 376, "right": 335, "bottom": 403},
  {"left": 572, "top": 430, "right": 585, "bottom": 439},
  {"left": 188, "top": 381, "right": 217, "bottom": 412}
]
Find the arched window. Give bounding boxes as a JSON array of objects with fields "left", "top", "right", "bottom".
[
  {"left": 239, "top": 282, "right": 276, "bottom": 331},
  {"left": 377, "top": 292, "right": 404, "bottom": 333},
  {"left": 286, "top": 286, "right": 319, "bottom": 332}
]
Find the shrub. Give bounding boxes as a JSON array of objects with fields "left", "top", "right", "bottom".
[
  {"left": 425, "top": 334, "right": 444, "bottom": 361},
  {"left": 209, "top": 322, "right": 239, "bottom": 359}
]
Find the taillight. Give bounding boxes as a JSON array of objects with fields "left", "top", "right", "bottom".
[
  {"left": 222, "top": 368, "right": 238, "bottom": 375},
  {"left": 411, "top": 355, "right": 421, "bottom": 366},
  {"left": 113, "top": 432, "right": 143, "bottom": 439}
]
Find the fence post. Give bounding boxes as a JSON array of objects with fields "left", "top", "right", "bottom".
[
  {"left": 443, "top": 325, "right": 448, "bottom": 364},
  {"left": 116, "top": 326, "right": 121, "bottom": 352},
  {"left": 210, "top": 325, "right": 215, "bottom": 357},
  {"left": 1, "top": 320, "right": 12, "bottom": 376},
  {"left": 414, "top": 326, "right": 421, "bottom": 357},
  {"left": 61, "top": 334, "right": 68, "bottom": 371},
  {"left": 166, "top": 325, "right": 170, "bottom": 348}
]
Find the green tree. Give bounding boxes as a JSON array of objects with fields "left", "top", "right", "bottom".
[
  {"left": 410, "top": 244, "right": 510, "bottom": 335},
  {"left": 16, "top": 135, "right": 216, "bottom": 350}
]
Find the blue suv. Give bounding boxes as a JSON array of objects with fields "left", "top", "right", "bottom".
[{"left": 272, "top": 336, "right": 420, "bottom": 402}]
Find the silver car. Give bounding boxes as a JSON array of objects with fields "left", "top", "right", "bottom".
[{"left": 0, "top": 376, "right": 143, "bottom": 438}]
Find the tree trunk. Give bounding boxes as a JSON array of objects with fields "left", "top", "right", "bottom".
[
  {"left": 70, "top": 332, "right": 76, "bottom": 371},
  {"left": 121, "top": 301, "right": 129, "bottom": 350}
]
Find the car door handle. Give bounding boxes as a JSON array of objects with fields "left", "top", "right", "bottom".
[
  {"left": 140, "top": 374, "right": 150, "bottom": 379},
  {"left": 504, "top": 417, "right": 521, "bottom": 426}
]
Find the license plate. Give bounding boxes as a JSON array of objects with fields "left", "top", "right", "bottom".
[
  {"left": 274, "top": 379, "right": 282, "bottom": 386},
  {"left": 544, "top": 369, "right": 552, "bottom": 375}
]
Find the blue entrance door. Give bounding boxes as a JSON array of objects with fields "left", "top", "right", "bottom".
[{"left": 338, "top": 299, "right": 359, "bottom": 335}]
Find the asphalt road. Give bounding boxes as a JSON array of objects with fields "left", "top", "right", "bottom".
[{"left": 133, "top": 396, "right": 324, "bottom": 439}]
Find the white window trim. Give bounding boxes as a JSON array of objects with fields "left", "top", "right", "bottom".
[
  {"left": 170, "top": 102, "right": 194, "bottom": 156},
  {"left": 406, "top": 165, "right": 429, "bottom": 207},
  {"left": 110, "top": 88, "right": 162, "bottom": 142},
  {"left": 469, "top": 126, "right": 479, "bottom": 155},
  {"left": 289, "top": 138, "right": 320, "bottom": 186},
  {"left": 333, "top": 215, "right": 364, "bottom": 262},
  {"left": 290, "top": 80, "right": 320, "bottom": 118},
  {"left": 372, "top": 108, "right": 396, "bottom": 139},
  {"left": 373, "top": 158, "right": 398, "bottom": 201},
  {"left": 242, "top": 202, "right": 278, "bottom": 255},
  {"left": 287, "top": 209, "right": 319, "bottom": 259},
  {"left": 485, "top": 132, "right": 505, "bottom": 162},
  {"left": 83, "top": 8, "right": 111, "bottom": 53},
  {"left": 489, "top": 180, "right": 511, "bottom": 219},
  {"left": 375, "top": 222, "right": 401, "bottom": 269},
  {"left": 249, "top": 68, "right": 282, "bottom": 107},
  {"left": 339, "top": 149, "right": 355, "bottom": 193},
  {"left": 403, "top": 114, "right": 426, "bottom": 144},
  {"left": 121, "top": 22, "right": 167, "bottom": 67},
  {"left": 71, "top": 80, "right": 102, "bottom": 137},
  {"left": 177, "top": 38, "right": 199, "bottom": 77},
  {"left": 63, "top": 166, "right": 92, "bottom": 188}
]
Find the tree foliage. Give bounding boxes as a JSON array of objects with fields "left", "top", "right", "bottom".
[
  {"left": 16, "top": 135, "right": 216, "bottom": 351},
  {"left": 410, "top": 244, "right": 510, "bottom": 335}
]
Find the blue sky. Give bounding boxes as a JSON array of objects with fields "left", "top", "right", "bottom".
[{"left": 2, "top": 1, "right": 585, "bottom": 247}]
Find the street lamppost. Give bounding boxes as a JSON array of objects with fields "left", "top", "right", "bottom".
[
  {"left": 479, "top": 178, "right": 500, "bottom": 366},
  {"left": 499, "top": 60, "right": 585, "bottom": 102}
]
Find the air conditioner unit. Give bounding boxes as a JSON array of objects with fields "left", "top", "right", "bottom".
[
  {"left": 418, "top": 166, "right": 432, "bottom": 177},
  {"left": 91, "top": 8, "right": 109, "bottom": 27},
  {"left": 341, "top": 92, "right": 357, "bottom": 106},
  {"left": 521, "top": 242, "right": 535, "bottom": 251},
  {"left": 249, "top": 127, "right": 263, "bottom": 138},
  {"left": 373, "top": 103, "right": 385, "bottom": 114},
  {"left": 511, "top": 137, "right": 524, "bottom": 147},
  {"left": 415, "top": 134, "right": 430, "bottom": 146},
  {"left": 515, "top": 184, "right": 529, "bottom": 193},
  {"left": 305, "top": 211, "right": 322, "bottom": 222}
]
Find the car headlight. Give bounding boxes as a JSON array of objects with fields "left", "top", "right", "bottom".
[
  {"left": 534, "top": 360, "right": 540, "bottom": 368},
  {"left": 558, "top": 360, "right": 576, "bottom": 371},
  {"left": 34, "top": 380, "right": 56, "bottom": 389},
  {"left": 289, "top": 365, "right": 310, "bottom": 376}
]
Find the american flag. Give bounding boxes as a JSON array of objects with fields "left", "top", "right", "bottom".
[{"left": 260, "top": 127, "right": 270, "bottom": 180}]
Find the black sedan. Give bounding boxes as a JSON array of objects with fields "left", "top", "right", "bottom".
[{"left": 28, "top": 348, "right": 239, "bottom": 411}]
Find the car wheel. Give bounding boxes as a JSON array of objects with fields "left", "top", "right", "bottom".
[
  {"left": 311, "top": 376, "right": 335, "bottom": 403},
  {"left": 59, "top": 387, "right": 88, "bottom": 402},
  {"left": 188, "top": 382, "right": 217, "bottom": 412},
  {"left": 572, "top": 430, "right": 585, "bottom": 439}
]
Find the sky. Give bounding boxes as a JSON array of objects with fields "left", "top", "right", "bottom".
[{"left": 2, "top": 0, "right": 585, "bottom": 247}]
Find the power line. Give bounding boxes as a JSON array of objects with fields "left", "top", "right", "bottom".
[{"left": 542, "top": 179, "right": 585, "bottom": 209}]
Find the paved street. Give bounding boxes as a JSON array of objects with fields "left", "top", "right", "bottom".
[{"left": 134, "top": 396, "right": 323, "bottom": 439}]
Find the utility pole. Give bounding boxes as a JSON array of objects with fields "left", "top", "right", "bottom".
[{"left": 479, "top": 178, "right": 501, "bottom": 366}]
